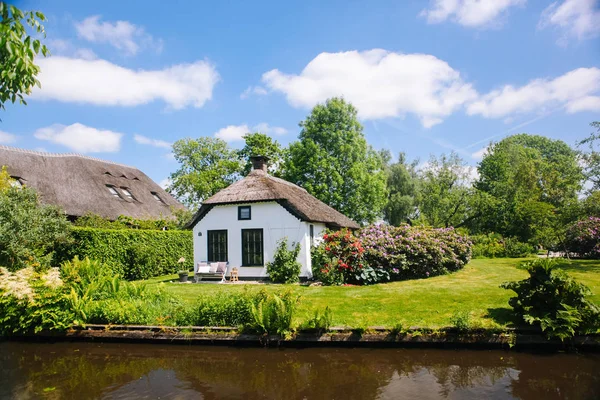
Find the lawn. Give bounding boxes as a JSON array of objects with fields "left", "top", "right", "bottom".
[{"left": 144, "top": 258, "right": 600, "bottom": 329}]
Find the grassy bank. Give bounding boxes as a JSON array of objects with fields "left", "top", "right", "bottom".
[{"left": 143, "top": 258, "right": 600, "bottom": 329}]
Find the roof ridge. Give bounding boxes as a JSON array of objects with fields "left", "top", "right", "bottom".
[{"left": 0, "top": 145, "right": 136, "bottom": 169}]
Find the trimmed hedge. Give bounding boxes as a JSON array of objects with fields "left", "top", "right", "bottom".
[{"left": 57, "top": 227, "right": 193, "bottom": 280}]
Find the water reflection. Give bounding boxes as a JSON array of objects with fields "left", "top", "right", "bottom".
[{"left": 0, "top": 342, "right": 598, "bottom": 399}]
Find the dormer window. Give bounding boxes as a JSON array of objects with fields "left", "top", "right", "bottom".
[
  {"left": 106, "top": 185, "right": 122, "bottom": 199},
  {"left": 10, "top": 177, "right": 22, "bottom": 188},
  {"left": 121, "top": 187, "right": 135, "bottom": 200},
  {"left": 151, "top": 191, "right": 165, "bottom": 204},
  {"left": 238, "top": 206, "right": 251, "bottom": 220}
]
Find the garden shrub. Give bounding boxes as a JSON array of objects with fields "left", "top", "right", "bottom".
[
  {"left": 501, "top": 258, "right": 600, "bottom": 340},
  {"left": 57, "top": 227, "right": 193, "bottom": 280},
  {"left": 312, "top": 225, "right": 472, "bottom": 285},
  {"left": 188, "top": 290, "right": 265, "bottom": 327},
  {"left": 471, "top": 233, "right": 534, "bottom": 258},
  {"left": 311, "top": 229, "right": 379, "bottom": 285},
  {"left": 0, "top": 182, "right": 72, "bottom": 271},
  {"left": 73, "top": 212, "right": 192, "bottom": 231},
  {"left": 0, "top": 267, "right": 75, "bottom": 335},
  {"left": 358, "top": 224, "right": 472, "bottom": 281},
  {"left": 266, "top": 238, "right": 302, "bottom": 283},
  {"left": 564, "top": 217, "right": 600, "bottom": 259}
]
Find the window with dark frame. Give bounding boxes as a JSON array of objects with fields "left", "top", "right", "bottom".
[
  {"left": 242, "top": 229, "right": 263, "bottom": 266},
  {"left": 207, "top": 230, "right": 228, "bottom": 262},
  {"left": 238, "top": 206, "right": 251, "bottom": 220}
]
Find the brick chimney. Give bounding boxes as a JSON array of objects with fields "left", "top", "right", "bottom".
[{"left": 250, "top": 155, "right": 269, "bottom": 173}]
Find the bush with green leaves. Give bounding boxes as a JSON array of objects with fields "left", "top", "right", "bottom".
[
  {"left": 0, "top": 266, "right": 74, "bottom": 335},
  {"left": 471, "top": 233, "right": 535, "bottom": 258},
  {"left": 73, "top": 212, "right": 192, "bottom": 231},
  {"left": 266, "top": 238, "right": 302, "bottom": 283},
  {"left": 501, "top": 258, "right": 600, "bottom": 340},
  {"left": 300, "top": 306, "right": 333, "bottom": 333},
  {"left": 57, "top": 227, "right": 193, "bottom": 280},
  {"left": 0, "top": 177, "right": 72, "bottom": 271}
]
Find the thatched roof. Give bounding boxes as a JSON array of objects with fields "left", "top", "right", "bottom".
[
  {"left": 0, "top": 145, "right": 184, "bottom": 220},
  {"left": 189, "top": 157, "right": 360, "bottom": 229}
]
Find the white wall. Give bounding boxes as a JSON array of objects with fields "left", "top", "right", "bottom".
[{"left": 192, "top": 202, "right": 325, "bottom": 278}]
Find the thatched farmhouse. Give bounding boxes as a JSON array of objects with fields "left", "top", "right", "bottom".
[
  {"left": 0, "top": 145, "right": 183, "bottom": 220},
  {"left": 188, "top": 156, "right": 359, "bottom": 279}
]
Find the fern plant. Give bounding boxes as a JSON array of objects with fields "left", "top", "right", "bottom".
[{"left": 249, "top": 291, "right": 299, "bottom": 335}]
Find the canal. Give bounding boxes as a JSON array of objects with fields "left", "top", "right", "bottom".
[{"left": 1, "top": 342, "right": 599, "bottom": 399}]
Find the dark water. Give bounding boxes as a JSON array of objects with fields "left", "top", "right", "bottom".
[{"left": 0, "top": 342, "right": 599, "bottom": 400}]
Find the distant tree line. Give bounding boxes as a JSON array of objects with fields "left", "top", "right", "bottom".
[{"left": 168, "top": 97, "right": 600, "bottom": 250}]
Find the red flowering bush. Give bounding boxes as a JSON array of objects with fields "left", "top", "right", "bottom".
[
  {"left": 311, "top": 229, "right": 383, "bottom": 285},
  {"left": 565, "top": 217, "right": 600, "bottom": 259}
]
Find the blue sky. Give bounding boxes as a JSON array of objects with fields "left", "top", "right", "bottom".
[{"left": 2, "top": 0, "right": 599, "bottom": 186}]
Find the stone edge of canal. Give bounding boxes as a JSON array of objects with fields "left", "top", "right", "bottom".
[{"left": 4, "top": 325, "right": 600, "bottom": 352}]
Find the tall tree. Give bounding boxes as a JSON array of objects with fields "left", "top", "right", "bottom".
[
  {"left": 238, "top": 132, "right": 285, "bottom": 176},
  {"left": 283, "top": 98, "right": 387, "bottom": 224},
  {"left": 383, "top": 152, "right": 418, "bottom": 226},
  {"left": 168, "top": 137, "right": 242, "bottom": 208},
  {"left": 476, "top": 134, "right": 583, "bottom": 243},
  {"left": 0, "top": 2, "right": 48, "bottom": 111},
  {"left": 416, "top": 152, "right": 486, "bottom": 228},
  {"left": 578, "top": 121, "right": 600, "bottom": 192}
]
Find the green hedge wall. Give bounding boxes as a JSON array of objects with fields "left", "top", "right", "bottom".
[{"left": 58, "top": 227, "right": 193, "bottom": 280}]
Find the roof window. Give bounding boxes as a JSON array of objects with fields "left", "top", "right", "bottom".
[
  {"left": 106, "top": 185, "right": 122, "bottom": 199},
  {"left": 151, "top": 191, "right": 165, "bottom": 204},
  {"left": 10, "top": 177, "right": 22, "bottom": 188},
  {"left": 121, "top": 187, "right": 135, "bottom": 200}
]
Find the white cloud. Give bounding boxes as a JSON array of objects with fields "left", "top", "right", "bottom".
[
  {"left": 214, "top": 123, "right": 288, "bottom": 142},
  {"left": 565, "top": 95, "right": 600, "bottom": 112},
  {"left": 261, "top": 49, "right": 476, "bottom": 128},
  {"left": 35, "top": 56, "right": 219, "bottom": 109},
  {"left": 467, "top": 67, "right": 600, "bottom": 118},
  {"left": 240, "top": 85, "right": 268, "bottom": 99},
  {"left": 159, "top": 178, "right": 171, "bottom": 189},
  {"left": 214, "top": 124, "right": 251, "bottom": 142},
  {"left": 0, "top": 130, "right": 17, "bottom": 144},
  {"left": 253, "top": 123, "right": 288, "bottom": 136},
  {"left": 471, "top": 147, "right": 489, "bottom": 160},
  {"left": 47, "top": 39, "right": 97, "bottom": 60},
  {"left": 420, "top": 0, "right": 525, "bottom": 27},
  {"left": 34, "top": 123, "right": 122, "bottom": 153},
  {"left": 134, "top": 134, "right": 172, "bottom": 149},
  {"left": 75, "top": 15, "right": 163, "bottom": 55},
  {"left": 539, "top": 0, "right": 600, "bottom": 45}
]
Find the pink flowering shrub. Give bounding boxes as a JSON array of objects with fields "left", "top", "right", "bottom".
[
  {"left": 358, "top": 224, "right": 472, "bottom": 280},
  {"left": 565, "top": 217, "right": 600, "bottom": 259},
  {"left": 312, "top": 225, "right": 472, "bottom": 285}
]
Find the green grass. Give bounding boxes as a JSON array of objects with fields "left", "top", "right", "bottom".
[{"left": 143, "top": 258, "right": 600, "bottom": 329}]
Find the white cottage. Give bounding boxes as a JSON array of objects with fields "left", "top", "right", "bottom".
[{"left": 188, "top": 156, "right": 359, "bottom": 279}]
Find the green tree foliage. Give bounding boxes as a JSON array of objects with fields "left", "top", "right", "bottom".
[
  {"left": 169, "top": 137, "right": 243, "bottom": 208},
  {"left": 417, "top": 152, "right": 489, "bottom": 229},
  {"left": 0, "top": 2, "right": 49, "bottom": 111},
  {"left": 578, "top": 121, "right": 600, "bottom": 192},
  {"left": 0, "top": 175, "right": 71, "bottom": 270},
  {"left": 476, "top": 134, "right": 583, "bottom": 243},
  {"left": 284, "top": 98, "right": 387, "bottom": 224},
  {"left": 238, "top": 132, "right": 285, "bottom": 176},
  {"left": 382, "top": 152, "right": 418, "bottom": 226}
]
